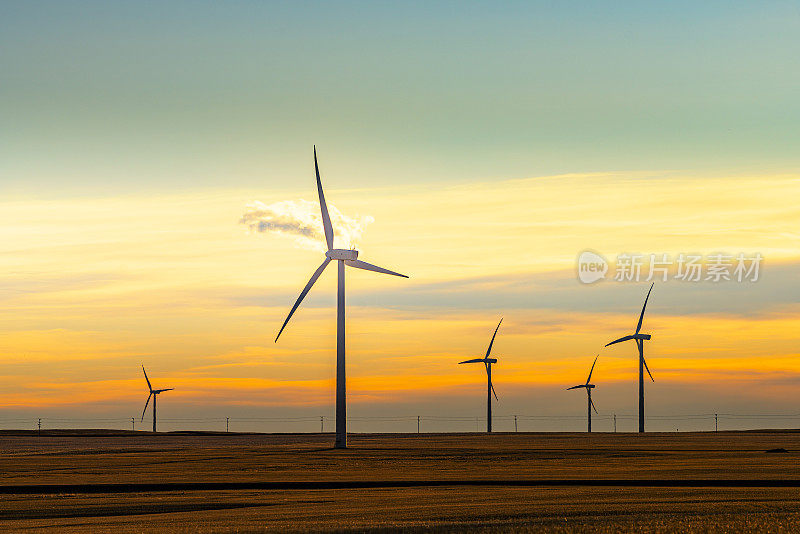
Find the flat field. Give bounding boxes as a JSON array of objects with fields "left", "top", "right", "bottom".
[{"left": 1, "top": 430, "right": 799, "bottom": 532}]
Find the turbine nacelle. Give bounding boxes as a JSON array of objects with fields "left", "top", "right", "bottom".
[{"left": 326, "top": 249, "right": 359, "bottom": 261}]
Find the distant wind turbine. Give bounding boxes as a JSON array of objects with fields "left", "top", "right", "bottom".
[
  {"left": 567, "top": 356, "right": 598, "bottom": 432},
  {"left": 605, "top": 283, "right": 654, "bottom": 433},
  {"left": 275, "top": 147, "right": 408, "bottom": 449},
  {"left": 141, "top": 365, "right": 173, "bottom": 433},
  {"left": 459, "top": 319, "right": 502, "bottom": 433}
]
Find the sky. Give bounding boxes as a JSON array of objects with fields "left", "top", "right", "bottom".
[{"left": 1, "top": 2, "right": 800, "bottom": 432}]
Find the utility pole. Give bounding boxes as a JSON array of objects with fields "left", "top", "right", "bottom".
[
  {"left": 613, "top": 414, "right": 617, "bottom": 433},
  {"left": 131, "top": 417, "right": 135, "bottom": 431},
  {"left": 715, "top": 413, "right": 718, "bottom": 432},
  {"left": 320, "top": 416, "right": 324, "bottom": 433},
  {"left": 417, "top": 415, "right": 420, "bottom": 433},
  {"left": 226, "top": 417, "right": 229, "bottom": 433},
  {"left": 514, "top": 415, "right": 518, "bottom": 432},
  {"left": 37, "top": 418, "right": 41, "bottom": 436}
]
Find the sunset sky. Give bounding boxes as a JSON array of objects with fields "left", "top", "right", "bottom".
[{"left": 2, "top": 2, "right": 799, "bottom": 432}]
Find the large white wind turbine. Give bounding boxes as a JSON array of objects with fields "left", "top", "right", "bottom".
[
  {"left": 459, "top": 319, "right": 502, "bottom": 433},
  {"left": 567, "top": 356, "right": 598, "bottom": 432},
  {"left": 275, "top": 147, "right": 408, "bottom": 449},
  {"left": 605, "top": 282, "right": 654, "bottom": 433},
  {"left": 141, "top": 365, "right": 173, "bottom": 433}
]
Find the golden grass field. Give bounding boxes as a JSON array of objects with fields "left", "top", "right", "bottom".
[{"left": 1, "top": 430, "right": 799, "bottom": 532}]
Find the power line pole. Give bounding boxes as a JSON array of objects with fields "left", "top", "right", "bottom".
[
  {"left": 417, "top": 415, "right": 420, "bottom": 433},
  {"left": 514, "top": 415, "right": 518, "bottom": 432},
  {"left": 131, "top": 417, "right": 135, "bottom": 431},
  {"left": 715, "top": 413, "right": 718, "bottom": 432},
  {"left": 320, "top": 416, "right": 324, "bottom": 433},
  {"left": 613, "top": 414, "right": 617, "bottom": 433},
  {"left": 37, "top": 418, "right": 41, "bottom": 437},
  {"left": 226, "top": 417, "right": 229, "bottom": 433}
]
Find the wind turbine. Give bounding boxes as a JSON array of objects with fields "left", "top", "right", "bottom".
[
  {"left": 275, "top": 147, "right": 408, "bottom": 449},
  {"left": 459, "top": 319, "right": 502, "bottom": 433},
  {"left": 567, "top": 356, "right": 598, "bottom": 432},
  {"left": 605, "top": 282, "right": 654, "bottom": 433},
  {"left": 141, "top": 365, "right": 173, "bottom": 433}
]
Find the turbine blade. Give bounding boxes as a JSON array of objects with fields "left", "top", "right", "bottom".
[
  {"left": 643, "top": 356, "right": 655, "bottom": 382},
  {"left": 275, "top": 258, "right": 331, "bottom": 342},
  {"left": 141, "top": 392, "right": 152, "bottom": 421},
  {"left": 586, "top": 355, "right": 598, "bottom": 384},
  {"left": 605, "top": 334, "right": 634, "bottom": 347},
  {"left": 590, "top": 395, "right": 598, "bottom": 414},
  {"left": 142, "top": 365, "right": 152, "bottom": 392},
  {"left": 458, "top": 358, "right": 485, "bottom": 364},
  {"left": 490, "top": 380, "right": 498, "bottom": 401},
  {"left": 314, "top": 147, "right": 334, "bottom": 251},
  {"left": 485, "top": 318, "right": 503, "bottom": 357},
  {"left": 566, "top": 385, "right": 585, "bottom": 390},
  {"left": 155, "top": 388, "right": 174, "bottom": 393},
  {"left": 344, "top": 259, "right": 408, "bottom": 278},
  {"left": 636, "top": 282, "right": 654, "bottom": 334}
]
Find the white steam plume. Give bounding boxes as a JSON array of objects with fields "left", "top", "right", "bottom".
[{"left": 240, "top": 199, "right": 374, "bottom": 251}]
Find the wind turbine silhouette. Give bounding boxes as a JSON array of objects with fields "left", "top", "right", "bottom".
[
  {"left": 567, "top": 356, "right": 598, "bottom": 432},
  {"left": 605, "top": 282, "right": 654, "bottom": 433},
  {"left": 141, "top": 365, "right": 173, "bottom": 433},
  {"left": 275, "top": 147, "right": 408, "bottom": 449},
  {"left": 459, "top": 319, "right": 502, "bottom": 433}
]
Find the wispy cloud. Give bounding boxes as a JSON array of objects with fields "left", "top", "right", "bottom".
[{"left": 240, "top": 199, "right": 374, "bottom": 251}]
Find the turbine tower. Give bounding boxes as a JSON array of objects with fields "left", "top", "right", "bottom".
[
  {"left": 605, "top": 283, "right": 654, "bottom": 433},
  {"left": 567, "top": 356, "right": 598, "bottom": 432},
  {"left": 275, "top": 147, "right": 408, "bottom": 449},
  {"left": 141, "top": 365, "right": 173, "bottom": 433},
  {"left": 459, "top": 319, "right": 502, "bottom": 433}
]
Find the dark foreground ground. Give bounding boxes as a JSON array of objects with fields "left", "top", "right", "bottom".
[{"left": 1, "top": 430, "right": 799, "bottom": 532}]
